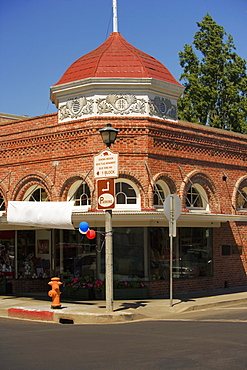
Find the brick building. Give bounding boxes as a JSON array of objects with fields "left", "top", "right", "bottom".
[{"left": 1, "top": 32, "right": 247, "bottom": 296}]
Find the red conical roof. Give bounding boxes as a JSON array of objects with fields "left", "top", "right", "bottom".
[{"left": 54, "top": 32, "right": 181, "bottom": 86}]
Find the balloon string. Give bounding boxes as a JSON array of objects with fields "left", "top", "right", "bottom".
[{"left": 96, "top": 231, "right": 113, "bottom": 253}]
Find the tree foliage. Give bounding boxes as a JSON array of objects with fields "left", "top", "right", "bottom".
[{"left": 178, "top": 14, "right": 247, "bottom": 133}]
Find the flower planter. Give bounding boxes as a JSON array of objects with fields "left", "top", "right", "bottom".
[{"left": 61, "top": 288, "right": 94, "bottom": 300}]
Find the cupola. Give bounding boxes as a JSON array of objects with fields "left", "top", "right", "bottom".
[{"left": 50, "top": 13, "right": 184, "bottom": 123}]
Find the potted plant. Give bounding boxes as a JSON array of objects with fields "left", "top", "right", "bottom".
[{"left": 61, "top": 276, "right": 95, "bottom": 300}]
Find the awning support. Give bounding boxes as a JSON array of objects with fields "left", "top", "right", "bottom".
[
  {"left": 144, "top": 161, "right": 164, "bottom": 205},
  {"left": 68, "top": 166, "right": 93, "bottom": 202},
  {"left": 23, "top": 163, "right": 59, "bottom": 201}
]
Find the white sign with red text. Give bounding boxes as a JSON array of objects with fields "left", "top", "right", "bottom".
[{"left": 94, "top": 150, "right": 119, "bottom": 179}]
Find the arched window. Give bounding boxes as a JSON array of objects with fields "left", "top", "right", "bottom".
[
  {"left": 115, "top": 179, "right": 140, "bottom": 210},
  {"left": 67, "top": 181, "right": 91, "bottom": 209},
  {"left": 153, "top": 180, "right": 170, "bottom": 207},
  {"left": 186, "top": 184, "right": 209, "bottom": 211},
  {"left": 0, "top": 193, "right": 5, "bottom": 211},
  {"left": 237, "top": 187, "right": 247, "bottom": 209},
  {"left": 23, "top": 186, "right": 49, "bottom": 202}
]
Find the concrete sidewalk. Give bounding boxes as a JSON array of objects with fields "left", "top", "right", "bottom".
[{"left": 0, "top": 286, "right": 246, "bottom": 324}]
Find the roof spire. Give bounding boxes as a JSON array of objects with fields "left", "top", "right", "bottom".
[{"left": 112, "top": 0, "right": 118, "bottom": 33}]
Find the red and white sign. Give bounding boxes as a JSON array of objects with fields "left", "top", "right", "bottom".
[
  {"left": 94, "top": 150, "right": 118, "bottom": 179},
  {"left": 97, "top": 179, "right": 115, "bottom": 210}
]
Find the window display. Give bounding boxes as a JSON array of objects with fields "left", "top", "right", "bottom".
[
  {"left": 150, "top": 227, "right": 213, "bottom": 280},
  {"left": 17, "top": 230, "right": 50, "bottom": 278},
  {"left": 55, "top": 229, "right": 97, "bottom": 280},
  {"left": 0, "top": 231, "right": 15, "bottom": 277}
]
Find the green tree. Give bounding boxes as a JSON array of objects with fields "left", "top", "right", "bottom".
[{"left": 178, "top": 14, "right": 247, "bottom": 133}]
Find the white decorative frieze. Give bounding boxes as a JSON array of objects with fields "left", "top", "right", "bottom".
[
  {"left": 97, "top": 94, "right": 146, "bottom": 115},
  {"left": 59, "top": 96, "right": 93, "bottom": 121},
  {"left": 149, "top": 96, "right": 177, "bottom": 120},
  {"left": 57, "top": 93, "right": 178, "bottom": 122}
]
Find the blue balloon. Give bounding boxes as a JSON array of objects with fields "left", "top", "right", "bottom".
[{"left": 79, "top": 221, "right": 89, "bottom": 233}]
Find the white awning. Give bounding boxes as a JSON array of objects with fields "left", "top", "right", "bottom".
[{"left": 7, "top": 201, "right": 74, "bottom": 229}]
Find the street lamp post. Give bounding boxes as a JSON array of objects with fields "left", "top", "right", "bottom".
[{"left": 99, "top": 123, "right": 119, "bottom": 312}]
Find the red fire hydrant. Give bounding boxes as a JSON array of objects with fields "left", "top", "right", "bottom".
[{"left": 48, "top": 277, "right": 62, "bottom": 309}]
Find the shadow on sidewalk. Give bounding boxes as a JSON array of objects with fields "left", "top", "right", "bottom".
[{"left": 114, "top": 301, "right": 150, "bottom": 312}]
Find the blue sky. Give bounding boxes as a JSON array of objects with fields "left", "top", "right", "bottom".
[{"left": 0, "top": 0, "right": 246, "bottom": 118}]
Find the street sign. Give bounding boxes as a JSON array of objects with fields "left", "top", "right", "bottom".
[
  {"left": 94, "top": 150, "right": 119, "bottom": 179},
  {"left": 97, "top": 179, "right": 115, "bottom": 210},
  {"left": 163, "top": 194, "right": 182, "bottom": 308},
  {"left": 163, "top": 194, "right": 182, "bottom": 221},
  {"left": 163, "top": 194, "right": 182, "bottom": 237}
]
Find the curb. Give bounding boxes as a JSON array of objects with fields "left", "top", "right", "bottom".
[
  {"left": 173, "top": 297, "right": 247, "bottom": 313},
  {"left": 8, "top": 308, "right": 54, "bottom": 322},
  {"left": 6, "top": 307, "right": 146, "bottom": 324}
]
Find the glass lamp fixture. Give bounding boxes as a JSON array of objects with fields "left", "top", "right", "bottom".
[{"left": 99, "top": 123, "right": 119, "bottom": 148}]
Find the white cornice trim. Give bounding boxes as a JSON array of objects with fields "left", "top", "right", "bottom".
[{"left": 50, "top": 77, "right": 184, "bottom": 106}]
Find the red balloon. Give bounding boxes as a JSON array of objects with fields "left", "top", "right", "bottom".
[{"left": 86, "top": 229, "right": 96, "bottom": 239}]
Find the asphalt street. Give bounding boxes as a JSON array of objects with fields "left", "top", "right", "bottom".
[{"left": 1, "top": 302, "right": 247, "bottom": 370}]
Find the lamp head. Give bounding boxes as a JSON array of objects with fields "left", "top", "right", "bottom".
[{"left": 99, "top": 123, "right": 118, "bottom": 148}]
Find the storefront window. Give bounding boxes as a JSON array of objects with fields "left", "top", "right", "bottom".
[
  {"left": 149, "top": 227, "right": 213, "bottom": 280},
  {"left": 179, "top": 227, "right": 213, "bottom": 277},
  {"left": 56, "top": 230, "right": 97, "bottom": 279},
  {"left": 0, "top": 231, "right": 15, "bottom": 278},
  {"left": 150, "top": 227, "right": 171, "bottom": 280},
  {"left": 17, "top": 230, "right": 51, "bottom": 278},
  {"left": 17, "top": 230, "right": 35, "bottom": 278},
  {"left": 112, "top": 227, "right": 144, "bottom": 279},
  {"left": 99, "top": 228, "right": 144, "bottom": 280}
]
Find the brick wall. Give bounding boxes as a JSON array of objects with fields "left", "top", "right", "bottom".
[
  {"left": 11, "top": 279, "right": 50, "bottom": 293},
  {"left": 1, "top": 113, "right": 247, "bottom": 294}
]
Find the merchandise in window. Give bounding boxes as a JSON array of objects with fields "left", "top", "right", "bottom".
[
  {"left": 0, "top": 231, "right": 15, "bottom": 278},
  {"left": 17, "top": 230, "right": 51, "bottom": 279}
]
